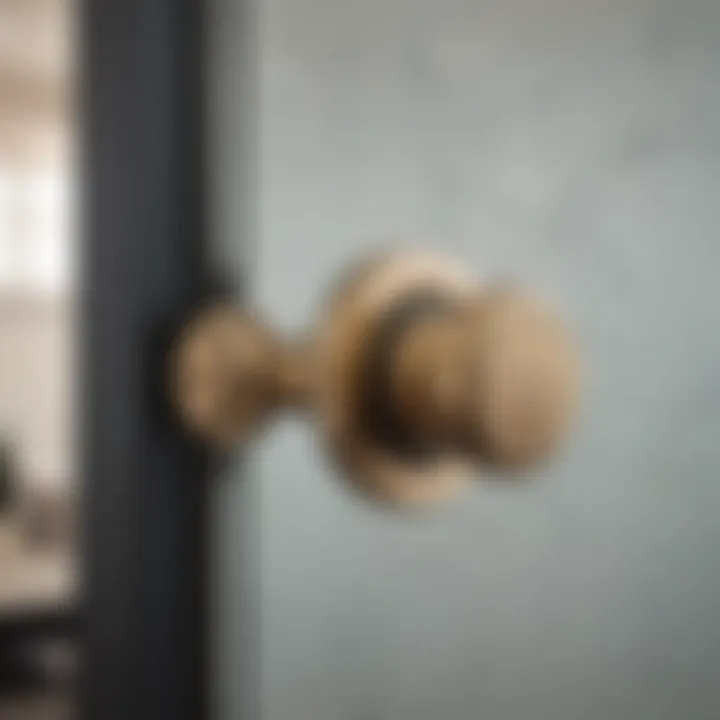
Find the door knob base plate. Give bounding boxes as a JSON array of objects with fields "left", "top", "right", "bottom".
[{"left": 314, "top": 251, "right": 477, "bottom": 508}]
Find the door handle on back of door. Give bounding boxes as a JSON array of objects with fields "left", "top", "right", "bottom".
[{"left": 169, "top": 250, "right": 581, "bottom": 508}]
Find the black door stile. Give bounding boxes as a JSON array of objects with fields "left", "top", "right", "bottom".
[{"left": 81, "top": 1, "right": 219, "bottom": 718}]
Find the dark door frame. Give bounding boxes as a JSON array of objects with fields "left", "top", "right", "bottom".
[{"left": 81, "top": 1, "right": 224, "bottom": 718}]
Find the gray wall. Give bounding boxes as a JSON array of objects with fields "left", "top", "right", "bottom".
[{"left": 218, "top": 1, "right": 720, "bottom": 718}]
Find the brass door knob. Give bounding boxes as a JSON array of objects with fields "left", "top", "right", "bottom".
[{"left": 170, "top": 251, "right": 580, "bottom": 508}]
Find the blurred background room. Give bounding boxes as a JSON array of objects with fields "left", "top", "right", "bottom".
[{"left": 0, "top": 0, "right": 77, "bottom": 717}]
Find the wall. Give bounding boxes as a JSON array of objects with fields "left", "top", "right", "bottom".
[{"left": 221, "top": 1, "right": 720, "bottom": 718}]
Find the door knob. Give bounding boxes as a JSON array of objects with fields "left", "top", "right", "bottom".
[{"left": 169, "top": 251, "right": 580, "bottom": 507}]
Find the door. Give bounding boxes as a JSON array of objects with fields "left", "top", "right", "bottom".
[{"left": 213, "top": 1, "right": 720, "bottom": 720}]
